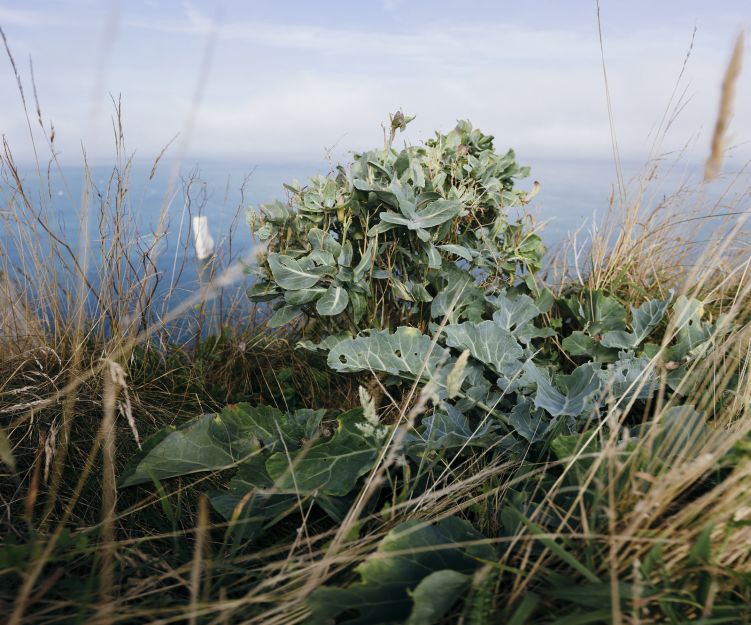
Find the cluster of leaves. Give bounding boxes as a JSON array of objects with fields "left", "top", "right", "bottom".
[
  {"left": 121, "top": 118, "right": 734, "bottom": 624},
  {"left": 247, "top": 116, "right": 544, "bottom": 335}
]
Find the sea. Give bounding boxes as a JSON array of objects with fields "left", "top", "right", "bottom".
[{"left": 0, "top": 155, "right": 715, "bottom": 332}]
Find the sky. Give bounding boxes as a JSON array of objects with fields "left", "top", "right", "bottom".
[{"left": 0, "top": 0, "right": 749, "bottom": 168}]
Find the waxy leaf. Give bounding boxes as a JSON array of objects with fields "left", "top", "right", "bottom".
[
  {"left": 308, "top": 517, "right": 493, "bottom": 625},
  {"left": 328, "top": 327, "right": 452, "bottom": 379},
  {"left": 443, "top": 321, "right": 523, "bottom": 372},
  {"left": 525, "top": 363, "right": 601, "bottom": 417},
  {"left": 267, "top": 253, "right": 330, "bottom": 290},
  {"left": 268, "top": 304, "right": 302, "bottom": 328},
  {"left": 316, "top": 284, "right": 350, "bottom": 316},
  {"left": 601, "top": 296, "right": 671, "bottom": 349},
  {"left": 266, "top": 409, "right": 377, "bottom": 496},
  {"left": 120, "top": 405, "right": 324, "bottom": 487}
]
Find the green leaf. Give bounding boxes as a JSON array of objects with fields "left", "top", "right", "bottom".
[
  {"left": 266, "top": 409, "right": 377, "bottom": 496},
  {"left": 308, "top": 517, "right": 493, "bottom": 625},
  {"left": 508, "top": 399, "right": 549, "bottom": 443},
  {"left": 316, "top": 284, "right": 350, "bottom": 316},
  {"left": 601, "top": 296, "right": 671, "bottom": 349},
  {"left": 267, "top": 253, "right": 330, "bottom": 290},
  {"left": 308, "top": 227, "right": 342, "bottom": 257},
  {"left": 353, "top": 244, "right": 374, "bottom": 281},
  {"left": 120, "top": 405, "right": 323, "bottom": 487},
  {"left": 488, "top": 291, "right": 554, "bottom": 344},
  {"left": 488, "top": 292, "right": 539, "bottom": 330},
  {"left": 600, "top": 356, "right": 658, "bottom": 401},
  {"left": 424, "top": 243, "right": 442, "bottom": 268},
  {"left": 259, "top": 199, "right": 291, "bottom": 224},
  {"left": 328, "top": 326, "right": 452, "bottom": 380},
  {"left": 379, "top": 199, "right": 463, "bottom": 232},
  {"left": 577, "top": 291, "right": 627, "bottom": 334},
  {"left": 413, "top": 403, "right": 502, "bottom": 451},
  {"left": 561, "top": 331, "right": 618, "bottom": 363},
  {"left": 405, "top": 570, "right": 471, "bottom": 625},
  {"left": 247, "top": 281, "right": 280, "bottom": 302},
  {"left": 443, "top": 321, "right": 523, "bottom": 373},
  {"left": 119, "top": 412, "right": 257, "bottom": 487},
  {"left": 338, "top": 240, "right": 354, "bottom": 267},
  {"left": 431, "top": 266, "right": 485, "bottom": 323},
  {"left": 525, "top": 363, "right": 601, "bottom": 417},
  {"left": 268, "top": 304, "right": 302, "bottom": 328},
  {"left": 438, "top": 244, "right": 474, "bottom": 262},
  {"left": 283, "top": 288, "right": 326, "bottom": 306},
  {"left": 414, "top": 198, "right": 465, "bottom": 228}
]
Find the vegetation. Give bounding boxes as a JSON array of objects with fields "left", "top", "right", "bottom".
[{"left": 2, "top": 100, "right": 751, "bottom": 625}]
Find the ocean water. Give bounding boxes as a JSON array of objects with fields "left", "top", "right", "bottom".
[{"left": 0, "top": 155, "right": 706, "bottom": 326}]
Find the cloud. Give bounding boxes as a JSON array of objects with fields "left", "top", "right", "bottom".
[{"left": 0, "top": 2, "right": 748, "bottom": 166}]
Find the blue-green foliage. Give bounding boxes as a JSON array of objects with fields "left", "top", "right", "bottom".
[{"left": 121, "top": 118, "right": 729, "bottom": 625}]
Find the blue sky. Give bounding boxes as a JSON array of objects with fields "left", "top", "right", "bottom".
[{"left": 0, "top": 0, "right": 749, "bottom": 166}]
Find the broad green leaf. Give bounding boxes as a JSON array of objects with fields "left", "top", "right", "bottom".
[
  {"left": 283, "top": 287, "right": 326, "bottom": 306},
  {"left": 266, "top": 409, "right": 377, "bottom": 496},
  {"left": 247, "top": 281, "right": 280, "bottom": 302},
  {"left": 379, "top": 199, "right": 463, "bottom": 233},
  {"left": 443, "top": 321, "right": 523, "bottom": 372},
  {"left": 297, "top": 332, "right": 352, "bottom": 353},
  {"left": 306, "top": 249, "right": 337, "bottom": 267},
  {"left": 328, "top": 326, "right": 452, "bottom": 379},
  {"left": 601, "top": 296, "right": 671, "bottom": 349},
  {"left": 412, "top": 403, "right": 502, "bottom": 451},
  {"left": 259, "top": 199, "right": 291, "bottom": 224},
  {"left": 561, "top": 331, "right": 618, "bottom": 363},
  {"left": 508, "top": 399, "right": 550, "bottom": 443},
  {"left": 666, "top": 296, "right": 714, "bottom": 361},
  {"left": 431, "top": 266, "right": 485, "bottom": 323},
  {"left": 338, "top": 240, "right": 354, "bottom": 267},
  {"left": 600, "top": 357, "right": 658, "bottom": 401},
  {"left": 576, "top": 291, "right": 627, "bottom": 334},
  {"left": 267, "top": 253, "right": 329, "bottom": 290},
  {"left": 268, "top": 304, "right": 302, "bottom": 328},
  {"left": 120, "top": 405, "right": 324, "bottom": 487},
  {"left": 438, "top": 244, "right": 474, "bottom": 262},
  {"left": 414, "top": 198, "right": 464, "bottom": 228},
  {"left": 353, "top": 244, "right": 374, "bottom": 281},
  {"left": 488, "top": 292, "right": 539, "bottom": 331},
  {"left": 119, "top": 412, "right": 257, "bottom": 487},
  {"left": 405, "top": 570, "right": 470, "bottom": 625},
  {"left": 526, "top": 363, "right": 601, "bottom": 417},
  {"left": 316, "top": 284, "right": 350, "bottom": 316},
  {"left": 424, "top": 243, "right": 442, "bottom": 268},
  {"left": 308, "top": 517, "right": 493, "bottom": 625},
  {"left": 308, "top": 227, "right": 342, "bottom": 257},
  {"left": 488, "top": 291, "right": 554, "bottom": 344}
]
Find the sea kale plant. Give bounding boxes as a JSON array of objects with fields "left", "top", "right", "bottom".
[
  {"left": 121, "top": 116, "right": 730, "bottom": 624},
  {"left": 246, "top": 113, "right": 544, "bottom": 336}
]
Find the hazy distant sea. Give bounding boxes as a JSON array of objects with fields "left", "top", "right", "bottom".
[{"left": 1, "top": 156, "right": 701, "bottom": 317}]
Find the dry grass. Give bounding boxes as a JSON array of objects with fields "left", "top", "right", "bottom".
[{"left": 2, "top": 20, "right": 751, "bottom": 625}]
